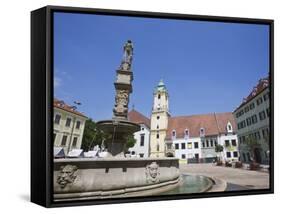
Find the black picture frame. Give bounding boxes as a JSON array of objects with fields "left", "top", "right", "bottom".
[{"left": 31, "top": 5, "right": 274, "bottom": 208}]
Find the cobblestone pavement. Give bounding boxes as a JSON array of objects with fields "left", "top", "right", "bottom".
[{"left": 179, "top": 163, "right": 270, "bottom": 190}]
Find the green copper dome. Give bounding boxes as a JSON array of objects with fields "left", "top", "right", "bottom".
[{"left": 154, "top": 79, "right": 167, "bottom": 93}]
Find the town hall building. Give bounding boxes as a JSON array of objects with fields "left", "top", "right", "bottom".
[{"left": 129, "top": 80, "right": 239, "bottom": 163}]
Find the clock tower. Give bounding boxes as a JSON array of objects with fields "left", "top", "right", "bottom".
[{"left": 150, "top": 80, "right": 170, "bottom": 157}]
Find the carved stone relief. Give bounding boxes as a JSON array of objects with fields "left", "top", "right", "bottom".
[
  {"left": 57, "top": 165, "right": 78, "bottom": 189},
  {"left": 113, "top": 89, "right": 129, "bottom": 116},
  {"left": 145, "top": 162, "right": 160, "bottom": 183}
]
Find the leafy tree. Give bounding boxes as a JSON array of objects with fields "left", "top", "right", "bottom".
[
  {"left": 81, "top": 119, "right": 108, "bottom": 152},
  {"left": 244, "top": 135, "right": 259, "bottom": 162},
  {"left": 215, "top": 144, "right": 224, "bottom": 161},
  {"left": 125, "top": 134, "right": 136, "bottom": 150}
]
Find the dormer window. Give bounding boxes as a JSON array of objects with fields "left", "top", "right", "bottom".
[
  {"left": 228, "top": 125, "right": 232, "bottom": 131},
  {"left": 58, "top": 101, "right": 65, "bottom": 107},
  {"left": 70, "top": 106, "right": 77, "bottom": 111},
  {"left": 184, "top": 129, "right": 189, "bottom": 139},
  {"left": 200, "top": 128, "right": 205, "bottom": 137},
  {"left": 172, "top": 130, "right": 176, "bottom": 140},
  {"left": 251, "top": 87, "right": 257, "bottom": 96},
  {"left": 227, "top": 122, "right": 233, "bottom": 133}
]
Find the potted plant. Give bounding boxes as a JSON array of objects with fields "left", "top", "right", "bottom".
[
  {"left": 235, "top": 161, "right": 243, "bottom": 168},
  {"left": 249, "top": 161, "right": 260, "bottom": 170},
  {"left": 225, "top": 161, "right": 232, "bottom": 167}
]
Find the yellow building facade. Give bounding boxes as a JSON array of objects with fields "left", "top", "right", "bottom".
[{"left": 53, "top": 99, "right": 87, "bottom": 154}]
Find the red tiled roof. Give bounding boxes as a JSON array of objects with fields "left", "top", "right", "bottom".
[
  {"left": 234, "top": 77, "right": 269, "bottom": 112},
  {"left": 128, "top": 109, "right": 150, "bottom": 128},
  {"left": 215, "top": 112, "right": 237, "bottom": 133},
  {"left": 54, "top": 98, "right": 87, "bottom": 118},
  {"left": 166, "top": 112, "right": 236, "bottom": 140}
]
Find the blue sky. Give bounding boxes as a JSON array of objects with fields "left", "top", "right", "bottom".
[{"left": 54, "top": 12, "right": 269, "bottom": 121}]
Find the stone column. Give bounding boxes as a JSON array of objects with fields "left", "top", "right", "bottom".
[{"left": 113, "top": 40, "right": 134, "bottom": 120}]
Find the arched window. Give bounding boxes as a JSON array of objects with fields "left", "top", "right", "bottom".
[
  {"left": 172, "top": 130, "right": 176, "bottom": 139},
  {"left": 200, "top": 128, "right": 205, "bottom": 137},
  {"left": 227, "top": 122, "right": 233, "bottom": 133},
  {"left": 157, "top": 103, "right": 160, "bottom": 110},
  {"left": 184, "top": 129, "right": 189, "bottom": 139}
]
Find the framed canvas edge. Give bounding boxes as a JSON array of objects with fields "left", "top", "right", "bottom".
[
  {"left": 31, "top": 5, "right": 274, "bottom": 208},
  {"left": 31, "top": 7, "right": 48, "bottom": 207}
]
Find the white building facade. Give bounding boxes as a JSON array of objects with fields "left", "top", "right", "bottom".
[
  {"left": 171, "top": 137, "right": 202, "bottom": 162},
  {"left": 217, "top": 132, "right": 239, "bottom": 162},
  {"left": 128, "top": 124, "right": 150, "bottom": 158},
  {"left": 233, "top": 78, "right": 270, "bottom": 165},
  {"left": 128, "top": 110, "right": 151, "bottom": 158},
  {"left": 53, "top": 99, "right": 87, "bottom": 154},
  {"left": 166, "top": 114, "right": 239, "bottom": 163}
]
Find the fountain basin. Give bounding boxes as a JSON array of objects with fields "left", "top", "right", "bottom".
[
  {"left": 54, "top": 157, "right": 180, "bottom": 201},
  {"left": 96, "top": 120, "right": 140, "bottom": 157},
  {"left": 97, "top": 119, "right": 140, "bottom": 134}
]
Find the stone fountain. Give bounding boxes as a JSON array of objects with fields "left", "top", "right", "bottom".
[
  {"left": 53, "top": 41, "right": 181, "bottom": 201},
  {"left": 96, "top": 40, "right": 140, "bottom": 158}
]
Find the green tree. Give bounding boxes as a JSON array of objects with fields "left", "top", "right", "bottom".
[
  {"left": 125, "top": 134, "right": 136, "bottom": 150},
  {"left": 215, "top": 144, "right": 224, "bottom": 161},
  {"left": 244, "top": 135, "right": 259, "bottom": 162},
  {"left": 81, "top": 119, "right": 108, "bottom": 152}
]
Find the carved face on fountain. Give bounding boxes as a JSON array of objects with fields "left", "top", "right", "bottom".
[
  {"left": 149, "top": 163, "right": 158, "bottom": 178},
  {"left": 57, "top": 165, "right": 78, "bottom": 188},
  {"left": 146, "top": 162, "right": 160, "bottom": 183}
]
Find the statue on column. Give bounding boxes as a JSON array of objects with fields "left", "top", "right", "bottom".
[
  {"left": 113, "top": 40, "right": 134, "bottom": 119},
  {"left": 120, "top": 40, "right": 133, "bottom": 70}
]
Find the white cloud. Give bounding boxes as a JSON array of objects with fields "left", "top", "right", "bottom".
[{"left": 54, "top": 76, "right": 61, "bottom": 88}]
